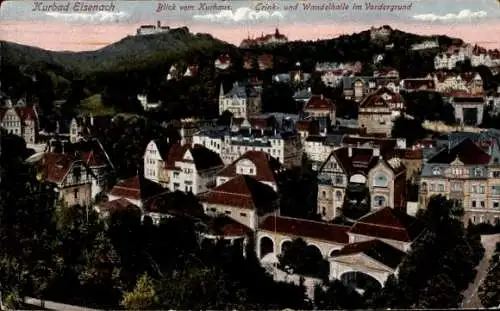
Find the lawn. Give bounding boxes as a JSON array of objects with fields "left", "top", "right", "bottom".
[{"left": 79, "top": 94, "right": 116, "bottom": 116}]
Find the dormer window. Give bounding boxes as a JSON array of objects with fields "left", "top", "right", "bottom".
[
  {"left": 432, "top": 167, "right": 441, "bottom": 175},
  {"left": 474, "top": 167, "right": 483, "bottom": 177}
]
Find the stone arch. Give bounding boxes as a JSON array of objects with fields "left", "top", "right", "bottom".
[
  {"left": 280, "top": 239, "right": 293, "bottom": 254},
  {"left": 259, "top": 235, "right": 275, "bottom": 259},
  {"left": 329, "top": 248, "right": 341, "bottom": 257},
  {"left": 340, "top": 271, "right": 383, "bottom": 291}
]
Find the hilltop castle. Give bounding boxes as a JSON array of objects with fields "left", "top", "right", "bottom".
[{"left": 136, "top": 21, "right": 170, "bottom": 36}]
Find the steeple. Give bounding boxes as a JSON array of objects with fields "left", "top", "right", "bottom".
[{"left": 219, "top": 82, "right": 225, "bottom": 98}]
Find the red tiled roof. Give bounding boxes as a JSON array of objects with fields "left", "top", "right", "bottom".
[
  {"left": 164, "top": 143, "right": 223, "bottom": 171},
  {"left": 349, "top": 207, "right": 424, "bottom": 242},
  {"left": 359, "top": 87, "right": 402, "bottom": 109},
  {"left": 97, "top": 198, "right": 140, "bottom": 214},
  {"left": 295, "top": 120, "right": 319, "bottom": 134},
  {"left": 427, "top": 138, "right": 491, "bottom": 165},
  {"left": 217, "top": 150, "right": 280, "bottom": 184},
  {"left": 81, "top": 151, "right": 107, "bottom": 167},
  {"left": 109, "top": 175, "right": 167, "bottom": 201},
  {"left": 335, "top": 239, "right": 406, "bottom": 269},
  {"left": 204, "top": 175, "right": 278, "bottom": 211},
  {"left": 259, "top": 216, "right": 350, "bottom": 244},
  {"left": 216, "top": 54, "right": 231, "bottom": 64},
  {"left": 38, "top": 152, "right": 76, "bottom": 184},
  {"left": 403, "top": 79, "right": 435, "bottom": 90},
  {"left": 304, "top": 95, "right": 335, "bottom": 111},
  {"left": 202, "top": 216, "right": 253, "bottom": 237}
]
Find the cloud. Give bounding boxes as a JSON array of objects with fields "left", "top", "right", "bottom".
[
  {"left": 193, "top": 7, "right": 284, "bottom": 23},
  {"left": 413, "top": 9, "right": 487, "bottom": 21},
  {"left": 45, "top": 11, "right": 130, "bottom": 23}
]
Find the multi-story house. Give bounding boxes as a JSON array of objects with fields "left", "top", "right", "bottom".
[
  {"left": 370, "top": 26, "right": 392, "bottom": 41},
  {"left": 75, "top": 138, "right": 115, "bottom": 192},
  {"left": 342, "top": 77, "right": 376, "bottom": 102},
  {"left": 317, "top": 146, "right": 406, "bottom": 221},
  {"left": 69, "top": 115, "right": 113, "bottom": 143},
  {"left": 0, "top": 99, "right": 38, "bottom": 144},
  {"left": 428, "top": 72, "right": 483, "bottom": 95},
  {"left": 143, "top": 140, "right": 223, "bottom": 194},
  {"left": 302, "top": 95, "right": 336, "bottom": 126},
  {"left": 449, "top": 95, "right": 485, "bottom": 126},
  {"left": 357, "top": 87, "right": 404, "bottom": 137},
  {"left": 399, "top": 78, "right": 436, "bottom": 93},
  {"left": 420, "top": 138, "right": 500, "bottom": 224},
  {"left": 35, "top": 152, "right": 101, "bottom": 207},
  {"left": 219, "top": 82, "right": 262, "bottom": 119},
  {"left": 411, "top": 40, "right": 439, "bottom": 51},
  {"left": 136, "top": 20, "right": 170, "bottom": 35},
  {"left": 239, "top": 29, "right": 288, "bottom": 48},
  {"left": 216, "top": 150, "right": 281, "bottom": 192},
  {"left": 202, "top": 174, "right": 280, "bottom": 231},
  {"left": 221, "top": 126, "right": 302, "bottom": 169}
]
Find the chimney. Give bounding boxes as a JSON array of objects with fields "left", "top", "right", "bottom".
[
  {"left": 348, "top": 147, "right": 352, "bottom": 157},
  {"left": 90, "top": 114, "right": 94, "bottom": 127}
]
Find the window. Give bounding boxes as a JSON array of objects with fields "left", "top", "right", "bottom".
[
  {"left": 322, "top": 191, "right": 326, "bottom": 198},
  {"left": 472, "top": 201, "right": 476, "bottom": 208},
  {"left": 432, "top": 167, "right": 441, "bottom": 175},
  {"left": 335, "top": 191, "right": 342, "bottom": 201},
  {"left": 480, "top": 201, "right": 485, "bottom": 208},
  {"left": 373, "top": 173, "right": 389, "bottom": 187},
  {"left": 210, "top": 207, "right": 217, "bottom": 212},
  {"left": 495, "top": 216, "right": 500, "bottom": 225},
  {"left": 492, "top": 185, "right": 500, "bottom": 195},
  {"left": 451, "top": 183, "right": 462, "bottom": 191},
  {"left": 479, "top": 185, "right": 485, "bottom": 194},
  {"left": 249, "top": 168, "right": 254, "bottom": 174},
  {"left": 493, "top": 171, "right": 500, "bottom": 178},
  {"left": 335, "top": 176, "right": 343, "bottom": 184},
  {"left": 471, "top": 216, "right": 476, "bottom": 224},
  {"left": 474, "top": 167, "right": 483, "bottom": 177},
  {"left": 438, "top": 184, "right": 445, "bottom": 192},
  {"left": 471, "top": 185, "right": 477, "bottom": 193},
  {"left": 374, "top": 195, "right": 386, "bottom": 207},
  {"left": 421, "top": 182, "right": 428, "bottom": 191},
  {"left": 225, "top": 210, "right": 231, "bottom": 215},
  {"left": 494, "top": 201, "right": 500, "bottom": 208},
  {"left": 240, "top": 213, "right": 247, "bottom": 217},
  {"left": 430, "top": 184, "right": 435, "bottom": 192},
  {"left": 173, "top": 172, "right": 179, "bottom": 178},
  {"left": 74, "top": 189, "right": 79, "bottom": 199}
]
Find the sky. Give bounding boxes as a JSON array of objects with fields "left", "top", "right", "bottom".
[{"left": 0, "top": 0, "right": 499, "bottom": 51}]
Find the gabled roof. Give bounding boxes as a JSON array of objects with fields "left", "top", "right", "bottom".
[
  {"left": 334, "top": 239, "right": 406, "bottom": 269},
  {"left": 349, "top": 207, "right": 425, "bottom": 243},
  {"left": 304, "top": 95, "right": 335, "bottom": 111},
  {"left": 165, "top": 143, "right": 223, "bottom": 171},
  {"left": 359, "top": 87, "right": 403, "bottom": 109},
  {"left": 217, "top": 150, "right": 281, "bottom": 184},
  {"left": 201, "top": 215, "right": 253, "bottom": 237},
  {"left": 37, "top": 152, "right": 81, "bottom": 184},
  {"left": 427, "top": 138, "right": 491, "bottom": 165},
  {"left": 203, "top": 175, "right": 278, "bottom": 211},
  {"left": 259, "top": 215, "right": 350, "bottom": 244},
  {"left": 320, "top": 147, "right": 380, "bottom": 176},
  {"left": 97, "top": 198, "right": 140, "bottom": 215},
  {"left": 108, "top": 175, "right": 168, "bottom": 201}
]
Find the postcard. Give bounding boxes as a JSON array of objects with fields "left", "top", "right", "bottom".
[{"left": 0, "top": 0, "right": 500, "bottom": 310}]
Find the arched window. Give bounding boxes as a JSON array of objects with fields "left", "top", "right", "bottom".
[
  {"left": 421, "top": 182, "right": 428, "bottom": 191},
  {"left": 374, "top": 195, "right": 386, "bottom": 207},
  {"left": 373, "top": 173, "right": 388, "bottom": 187},
  {"left": 259, "top": 236, "right": 274, "bottom": 259},
  {"left": 335, "top": 191, "right": 342, "bottom": 201}
]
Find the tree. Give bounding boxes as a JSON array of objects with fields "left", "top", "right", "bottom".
[
  {"left": 314, "top": 280, "right": 363, "bottom": 309},
  {"left": 278, "top": 238, "right": 329, "bottom": 279},
  {"left": 365, "top": 196, "right": 482, "bottom": 309},
  {"left": 122, "top": 272, "right": 158, "bottom": 310},
  {"left": 478, "top": 242, "right": 500, "bottom": 308},
  {"left": 78, "top": 231, "right": 123, "bottom": 307},
  {"left": 391, "top": 115, "right": 427, "bottom": 146}
]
